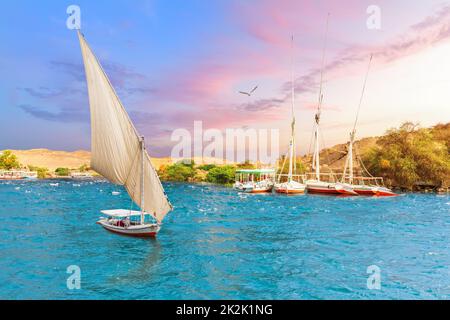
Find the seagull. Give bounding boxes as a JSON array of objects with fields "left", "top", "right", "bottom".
[{"left": 239, "top": 85, "right": 258, "bottom": 96}]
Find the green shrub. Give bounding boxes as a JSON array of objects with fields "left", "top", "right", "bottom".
[
  {"left": 206, "top": 165, "right": 236, "bottom": 184},
  {"left": 160, "top": 163, "right": 196, "bottom": 182},
  {"left": 197, "top": 164, "right": 216, "bottom": 171},
  {"left": 55, "top": 167, "right": 70, "bottom": 176},
  {"left": 36, "top": 167, "right": 49, "bottom": 179}
]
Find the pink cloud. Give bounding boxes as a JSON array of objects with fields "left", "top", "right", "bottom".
[
  {"left": 244, "top": 3, "right": 450, "bottom": 111},
  {"left": 136, "top": 2, "right": 450, "bottom": 140},
  {"left": 302, "top": 103, "right": 341, "bottom": 112},
  {"left": 231, "top": 0, "right": 365, "bottom": 48}
]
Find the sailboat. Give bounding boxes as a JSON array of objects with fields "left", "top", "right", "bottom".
[
  {"left": 77, "top": 31, "right": 173, "bottom": 237},
  {"left": 304, "top": 16, "right": 357, "bottom": 196},
  {"left": 274, "top": 36, "right": 306, "bottom": 194},
  {"left": 341, "top": 55, "right": 397, "bottom": 197}
]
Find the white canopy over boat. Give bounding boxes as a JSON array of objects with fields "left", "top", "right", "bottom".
[
  {"left": 101, "top": 209, "right": 154, "bottom": 218},
  {"left": 77, "top": 31, "right": 172, "bottom": 224}
]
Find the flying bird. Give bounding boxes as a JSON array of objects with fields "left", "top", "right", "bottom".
[{"left": 239, "top": 85, "right": 258, "bottom": 96}]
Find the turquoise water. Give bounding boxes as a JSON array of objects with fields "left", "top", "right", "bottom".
[{"left": 0, "top": 179, "right": 449, "bottom": 299}]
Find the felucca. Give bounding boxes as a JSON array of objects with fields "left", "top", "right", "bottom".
[
  {"left": 77, "top": 31, "right": 173, "bottom": 237},
  {"left": 304, "top": 16, "right": 357, "bottom": 196},
  {"left": 341, "top": 55, "right": 397, "bottom": 197},
  {"left": 274, "top": 36, "right": 306, "bottom": 194}
]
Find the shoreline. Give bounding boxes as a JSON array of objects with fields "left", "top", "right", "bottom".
[{"left": 2, "top": 178, "right": 448, "bottom": 195}]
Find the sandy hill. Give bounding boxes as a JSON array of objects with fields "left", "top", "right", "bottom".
[
  {"left": 5, "top": 149, "right": 225, "bottom": 171},
  {"left": 5, "top": 138, "right": 376, "bottom": 173},
  {"left": 10, "top": 149, "right": 91, "bottom": 171},
  {"left": 6, "top": 149, "right": 174, "bottom": 171},
  {"left": 300, "top": 136, "right": 379, "bottom": 172}
]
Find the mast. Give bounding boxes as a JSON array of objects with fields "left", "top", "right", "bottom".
[
  {"left": 140, "top": 136, "right": 145, "bottom": 225},
  {"left": 344, "top": 54, "right": 373, "bottom": 184},
  {"left": 348, "top": 131, "right": 354, "bottom": 183},
  {"left": 313, "top": 14, "right": 329, "bottom": 181},
  {"left": 288, "top": 35, "right": 295, "bottom": 182}
]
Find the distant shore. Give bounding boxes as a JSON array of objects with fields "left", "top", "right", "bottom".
[{"left": 2, "top": 122, "right": 449, "bottom": 191}]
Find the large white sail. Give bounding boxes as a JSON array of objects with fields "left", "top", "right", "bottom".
[{"left": 77, "top": 31, "right": 172, "bottom": 223}]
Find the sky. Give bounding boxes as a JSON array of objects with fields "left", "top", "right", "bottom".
[{"left": 1, "top": 0, "right": 450, "bottom": 157}]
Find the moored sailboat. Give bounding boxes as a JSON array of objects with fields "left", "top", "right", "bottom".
[
  {"left": 77, "top": 31, "right": 173, "bottom": 237},
  {"left": 341, "top": 55, "right": 397, "bottom": 197},
  {"left": 274, "top": 36, "right": 306, "bottom": 195},
  {"left": 304, "top": 16, "right": 357, "bottom": 196}
]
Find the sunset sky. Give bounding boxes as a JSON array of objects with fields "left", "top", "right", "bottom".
[{"left": 1, "top": 0, "right": 450, "bottom": 157}]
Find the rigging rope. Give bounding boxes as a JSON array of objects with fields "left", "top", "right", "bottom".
[
  {"left": 277, "top": 145, "right": 290, "bottom": 182},
  {"left": 352, "top": 54, "right": 373, "bottom": 135},
  {"left": 355, "top": 144, "right": 374, "bottom": 178},
  {"left": 316, "top": 14, "right": 330, "bottom": 119}
]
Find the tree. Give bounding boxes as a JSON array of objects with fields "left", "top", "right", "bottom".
[
  {"left": 364, "top": 122, "right": 450, "bottom": 189},
  {"left": 0, "top": 150, "right": 20, "bottom": 170},
  {"left": 55, "top": 167, "right": 70, "bottom": 176},
  {"left": 206, "top": 165, "right": 236, "bottom": 185},
  {"left": 159, "top": 162, "right": 196, "bottom": 182},
  {"left": 28, "top": 165, "right": 49, "bottom": 179},
  {"left": 197, "top": 164, "right": 216, "bottom": 171}
]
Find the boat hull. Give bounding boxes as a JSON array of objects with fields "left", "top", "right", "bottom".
[
  {"left": 235, "top": 181, "right": 274, "bottom": 193},
  {"left": 275, "top": 188, "right": 305, "bottom": 194},
  {"left": 306, "top": 181, "right": 358, "bottom": 196},
  {"left": 374, "top": 187, "right": 398, "bottom": 197},
  {"left": 352, "top": 185, "right": 398, "bottom": 197},
  {"left": 244, "top": 187, "right": 273, "bottom": 193},
  {"left": 353, "top": 189, "right": 377, "bottom": 195},
  {"left": 97, "top": 220, "right": 160, "bottom": 238},
  {"left": 274, "top": 181, "right": 306, "bottom": 194}
]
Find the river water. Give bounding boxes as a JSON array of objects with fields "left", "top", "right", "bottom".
[{"left": 0, "top": 179, "right": 449, "bottom": 299}]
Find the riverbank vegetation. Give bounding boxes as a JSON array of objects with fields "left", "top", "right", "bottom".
[
  {"left": 158, "top": 161, "right": 241, "bottom": 185},
  {"left": 2, "top": 123, "right": 449, "bottom": 189},
  {"left": 157, "top": 123, "right": 449, "bottom": 190},
  {"left": 0, "top": 150, "right": 92, "bottom": 179},
  {"left": 363, "top": 122, "right": 450, "bottom": 190},
  {"left": 0, "top": 150, "right": 20, "bottom": 170}
]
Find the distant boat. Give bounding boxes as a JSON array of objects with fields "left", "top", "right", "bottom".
[
  {"left": 274, "top": 36, "right": 306, "bottom": 195},
  {"left": 0, "top": 170, "right": 37, "bottom": 180},
  {"left": 234, "top": 169, "right": 275, "bottom": 193},
  {"left": 0, "top": 170, "right": 24, "bottom": 180},
  {"left": 341, "top": 55, "right": 397, "bottom": 197},
  {"left": 70, "top": 172, "right": 93, "bottom": 179},
  {"left": 76, "top": 31, "right": 173, "bottom": 237},
  {"left": 304, "top": 17, "right": 357, "bottom": 196}
]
